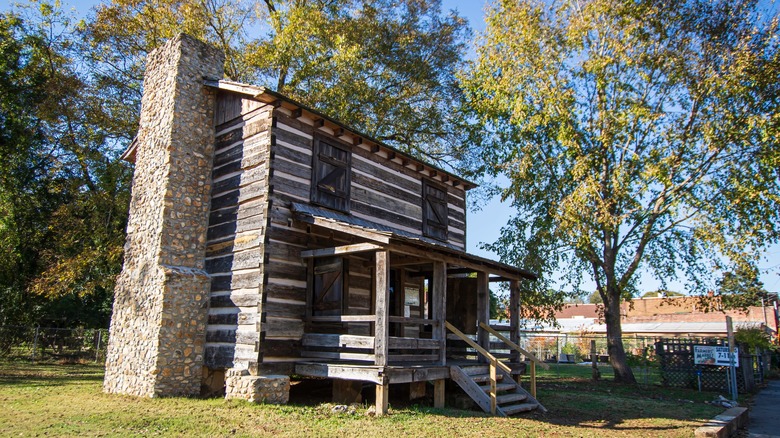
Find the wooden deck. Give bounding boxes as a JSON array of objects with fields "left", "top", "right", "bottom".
[{"left": 294, "top": 359, "right": 525, "bottom": 385}]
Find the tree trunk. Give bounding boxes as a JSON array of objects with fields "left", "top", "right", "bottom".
[{"left": 604, "top": 288, "right": 637, "bottom": 384}]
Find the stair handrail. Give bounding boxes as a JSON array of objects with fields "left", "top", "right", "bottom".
[
  {"left": 479, "top": 322, "right": 549, "bottom": 399},
  {"left": 478, "top": 322, "right": 550, "bottom": 370},
  {"left": 445, "top": 321, "right": 507, "bottom": 413}
]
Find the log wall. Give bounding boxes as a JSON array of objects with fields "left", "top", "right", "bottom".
[
  {"left": 204, "top": 93, "right": 469, "bottom": 374},
  {"left": 204, "top": 92, "right": 274, "bottom": 370}
]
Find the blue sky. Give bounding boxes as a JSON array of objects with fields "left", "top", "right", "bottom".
[{"left": 6, "top": 0, "right": 778, "bottom": 294}]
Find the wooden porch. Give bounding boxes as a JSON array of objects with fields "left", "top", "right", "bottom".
[{"left": 292, "top": 210, "right": 545, "bottom": 415}]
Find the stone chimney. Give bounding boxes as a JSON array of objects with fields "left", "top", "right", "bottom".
[{"left": 103, "top": 34, "right": 224, "bottom": 397}]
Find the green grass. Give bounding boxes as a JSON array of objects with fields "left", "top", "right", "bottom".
[{"left": 0, "top": 360, "right": 722, "bottom": 437}]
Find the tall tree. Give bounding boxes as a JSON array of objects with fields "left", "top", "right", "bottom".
[
  {"left": 461, "top": 0, "right": 780, "bottom": 383},
  {"left": 0, "top": 4, "right": 132, "bottom": 329},
  {"left": 87, "top": 0, "right": 470, "bottom": 162},
  {"left": 716, "top": 265, "right": 772, "bottom": 312}
]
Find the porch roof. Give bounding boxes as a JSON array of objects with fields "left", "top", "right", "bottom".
[{"left": 290, "top": 202, "right": 537, "bottom": 281}]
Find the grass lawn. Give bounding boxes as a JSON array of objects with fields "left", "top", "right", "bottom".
[{"left": 0, "top": 360, "right": 722, "bottom": 437}]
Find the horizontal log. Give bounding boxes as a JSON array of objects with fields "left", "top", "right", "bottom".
[
  {"left": 204, "top": 345, "right": 258, "bottom": 368},
  {"left": 294, "top": 363, "right": 385, "bottom": 384},
  {"left": 263, "top": 299, "right": 305, "bottom": 319},
  {"left": 301, "top": 243, "right": 384, "bottom": 259},
  {"left": 257, "top": 362, "right": 295, "bottom": 376},
  {"left": 207, "top": 311, "right": 257, "bottom": 325},
  {"left": 388, "top": 354, "right": 439, "bottom": 363},
  {"left": 269, "top": 172, "right": 310, "bottom": 200},
  {"left": 270, "top": 153, "right": 310, "bottom": 179},
  {"left": 309, "top": 315, "right": 376, "bottom": 323},
  {"left": 210, "top": 292, "right": 259, "bottom": 308},
  {"left": 258, "top": 338, "right": 302, "bottom": 358},
  {"left": 351, "top": 172, "right": 420, "bottom": 207},
  {"left": 205, "top": 248, "right": 264, "bottom": 273},
  {"left": 388, "top": 316, "right": 439, "bottom": 326},
  {"left": 300, "top": 351, "right": 376, "bottom": 362},
  {"left": 205, "top": 329, "right": 259, "bottom": 344},
  {"left": 206, "top": 232, "right": 263, "bottom": 258},
  {"left": 273, "top": 122, "right": 314, "bottom": 151},
  {"left": 263, "top": 317, "right": 304, "bottom": 338},
  {"left": 302, "top": 333, "right": 375, "bottom": 349},
  {"left": 383, "top": 366, "right": 450, "bottom": 384},
  {"left": 210, "top": 271, "right": 263, "bottom": 292},
  {"left": 264, "top": 282, "right": 306, "bottom": 302},
  {"left": 388, "top": 337, "right": 441, "bottom": 350}
]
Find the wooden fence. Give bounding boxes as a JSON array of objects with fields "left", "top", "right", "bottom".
[{"left": 655, "top": 338, "right": 767, "bottom": 393}]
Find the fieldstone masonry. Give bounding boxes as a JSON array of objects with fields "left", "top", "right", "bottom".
[
  {"left": 224, "top": 369, "right": 291, "bottom": 404},
  {"left": 103, "top": 34, "right": 225, "bottom": 397}
]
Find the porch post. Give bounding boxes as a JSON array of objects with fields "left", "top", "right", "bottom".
[
  {"left": 374, "top": 250, "right": 390, "bottom": 366},
  {"left": 509, "top": 280, "right": 521, "bottom": 363},
  {"left": 432, "top": 261, "right": 447, "bottom": 365},
  {"left": 374, "top": 250, "right": 390, "bottom": 416},
  {"left": 477, "top": 271, "right": 490, "bottom": 357}
]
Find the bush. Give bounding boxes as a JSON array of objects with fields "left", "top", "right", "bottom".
[{"left": 734, "top": 327, "right": 776, "bottom": 352}]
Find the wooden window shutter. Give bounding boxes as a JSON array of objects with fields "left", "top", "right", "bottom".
[
  {"left": 312, "top": 257, "right": 346, "bottom": 316},
  {"left": 311, "top": 137, "right": 351, "bottom": 212},
  {"left": 423, "top": 180, "right": 448, "bottom": 241}
]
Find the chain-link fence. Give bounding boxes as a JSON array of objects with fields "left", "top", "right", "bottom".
[
  {"left": 0, "top": 326, "right": 108, "bottom": 363},
  {"left": 504, "top": 331, "right": 663, "bottom": 384}
]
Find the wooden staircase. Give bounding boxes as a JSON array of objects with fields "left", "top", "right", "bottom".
[{"left": 451, "top": 364, "right": 546, "bottom": 416}]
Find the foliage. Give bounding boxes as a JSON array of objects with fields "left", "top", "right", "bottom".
[
  {"left": 1, "top": 0, "right": 471, "bottom": 328},
  {"left": 587, "top": 291, "right": 603, "bottom": 304},
  {"left": 0, "top": 3, "right": 132, "bottom": 328},
  {"left": 461, "top": 0, "right": 780, "bottom": 383},
  {"left": 642, "top": 290, "right": 684, "bottom": 298},
  {"left": 734, "top": 326, "right": 776, "bottom": 351},
  {"left": 87, "top": 0, "right": 471, "bottom": 162},
  {"left": 717, "top": 265, "right": 773, "bottom": 312}
]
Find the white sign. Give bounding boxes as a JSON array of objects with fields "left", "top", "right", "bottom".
[{"left": 693, "top": 345, "right": 739, "bottom": 367}]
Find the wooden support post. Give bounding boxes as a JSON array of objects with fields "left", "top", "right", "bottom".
[
  {"left": 305, "top": 258, "right": 314, "bottom": 331},
  {"left": 432, "top": 261, "right": 447, "bottom": 365},
  {"left": 489, "top": 359, "right": 497, "bottom": 415},
  {"left": 376, "top": 383, "right": 389, "bottom": 416},
  {"left": 375, "top": 250, "right": 390, "bottom": 366},
  {"left": 530, "top": 361, "right": 537, "bottom": 399},
  {"left": 476, "top": 271, "right": 490, "bottom": 360},
  {"left": 333, "top": 380, "right": 363, "bottom": 404},
  {"left": 409, "top": 381, "right": 426, "bottom": 400},
  {"left": 591, "top": 339, "right": 601, "bottom": 381},
  {"left": 433, "top": 379, "right": 445, "bottom": 409},
  {"left": 509, "top": 280, "right": 521, "bottom": 364}
]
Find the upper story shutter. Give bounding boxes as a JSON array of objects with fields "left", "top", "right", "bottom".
[
  {"left": 423, "top": 180, "right": 448, "bottom": 241},
  {"left": 312, "top": 138, "right": 351, "bottom": 212}
]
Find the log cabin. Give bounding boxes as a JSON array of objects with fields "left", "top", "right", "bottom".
[{"left": 103, "top": 34, "right": 547, "bottom": 416}]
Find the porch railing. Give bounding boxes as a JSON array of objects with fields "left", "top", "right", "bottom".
[{"left": 302, "top": 315, "right": 442, "bottom": 364}]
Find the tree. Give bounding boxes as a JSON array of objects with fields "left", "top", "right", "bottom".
[
  {"left": 587, "top": 291, "right": 603, "bottom": 305},
  {"left": 0, "top": 4, "right": 132, "bottom": 329},
  {"left": 461, "top": 0, "right": 780, "bottom": 383},
  {"left": 87, "top": 0, "right": 471, "bottom": 162},
  {"left": 716, "top": 266, "right": 773, "bottom": 312}
]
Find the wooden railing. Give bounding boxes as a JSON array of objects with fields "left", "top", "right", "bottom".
[
  {"left": 479, "top": 322, "right": 549, "bottom": 398},
  {"left": 445, "top": 321, "right": 509, "bottom": 414},
  {"left": 303, "top": 315, "right": 442, "bottom": 364}
]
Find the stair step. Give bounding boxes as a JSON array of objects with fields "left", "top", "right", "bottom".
[
  {"left": 480, "top": 382, "right": 516, "bottom": 393},
  {"left": 502, "top": 402, "right": 538, "bottom": 415},
  {"left": 460, "top": 365, "right": 490, "bottom": 376},
  {"left": 496, "top": 392, "right": 527, "bottom": 405},
  {"left": 470, "top": 373, "right": 505, "bottom": 383}
]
